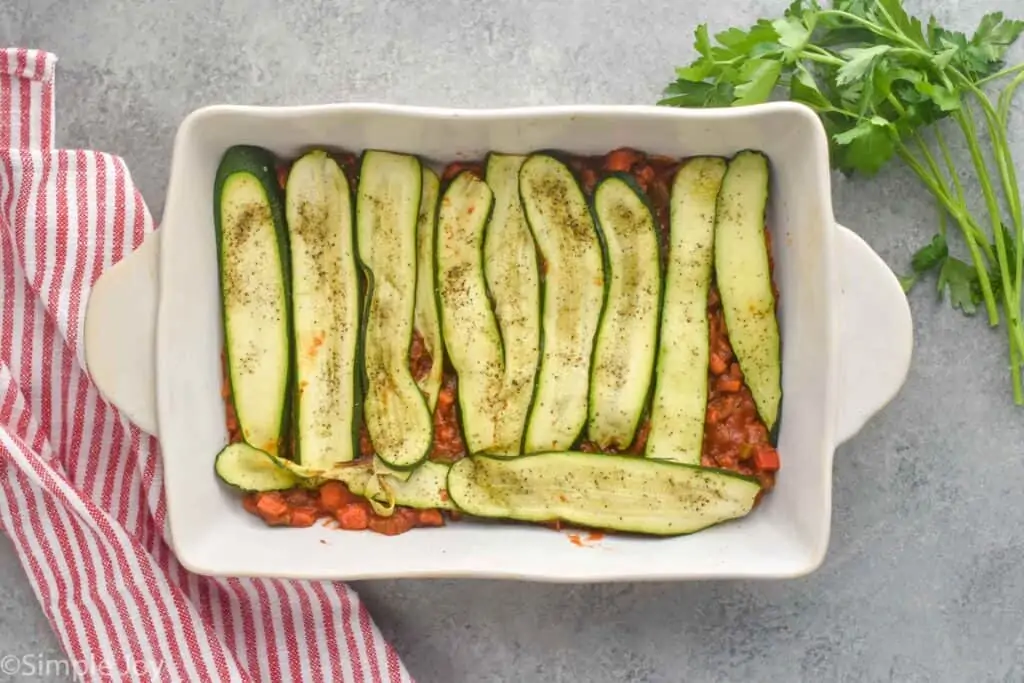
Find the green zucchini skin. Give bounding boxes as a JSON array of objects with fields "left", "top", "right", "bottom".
[
  {"left": 284, "top": 149, "right": 361, "bottom": 469},
  {"left": 586, "top": 174, "right": 661, "bottom": 450},
  {"left": 446, "top": 451, "right": 761, "bottom": 536},
  {"left": 714, "top": 150, "right": 782, "bottom": 433},
  {"left": 213, "top": 145, "right": 294, "bottom": 459},
  {"left": 355, "top": 150, "right": 433, "bottom": 469},
  {"left": 518, "top": 153, "right": 607, "bottom": 453},
  {"left": 646, "top": 157, "right": 728, "bottom": 464}
]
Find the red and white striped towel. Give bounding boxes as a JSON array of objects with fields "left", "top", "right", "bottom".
[{"left": 0, "top": 48, "right": 413, "bottom": 683}]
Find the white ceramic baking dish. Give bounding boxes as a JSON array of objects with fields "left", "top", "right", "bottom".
[{"left": 83, "top": 102, "right": 912, "bottom": 582}]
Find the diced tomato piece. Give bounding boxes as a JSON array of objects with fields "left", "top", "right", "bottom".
[
  {"left": 337, "top": 503, "right": 369, "bottom": 530},
  {"left": 753, "top": 445, "right": 780, "bottom": 472},
  {"left": 276, "top": 163, "right": 290, "bottom": 189}
]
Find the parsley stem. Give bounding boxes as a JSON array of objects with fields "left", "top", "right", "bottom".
[
  {"left": 957, "top": 78, "right": 1023, "bottom": 234},
  {"left": 977, "top": 63, "right": 1024, "bottom": 87},
  {"left": 897, "top": 143, "right": 1000, "bottom": 324},
  {"left": 998, "top": 71, "right": 1024, "bottom": 129},
  {"left": 998, "top": 72, "right": 1024, "bottom": 303},
  {"left": 930, "top": 128, "right": 995, "bottom": 262},
  {"left": 799, "top": 51, "right": 844, "bottom": 68},
  {"left": 953, "top": 75, "right": 1024, "bottom": 328},
  {"left": 903, "top": 134, "right": 994, "bottom": 264},
  {"left": 953, "top": 108, "right": 1024, "bottom": 374},
  {"left": 815, "top": 10, "right": 916, "bottom": 49},
  {"left": 934, "top": 127, "right": 967, "bottom": 210}
]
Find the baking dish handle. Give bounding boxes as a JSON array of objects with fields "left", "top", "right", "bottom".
[
  {"left": 833, "top": 223, "right": 913, "bottom": 445},
  {"left": 83, "top": 232, "right": 161, "bottom": 437}
]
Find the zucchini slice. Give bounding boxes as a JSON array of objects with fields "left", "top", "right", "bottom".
[
  {"left": 361, "top": 460, "right": 454, "bottom": 512},
  {"left": 214, "top": 145, "right": 292, "bottom": 457},
  {"left": 714, "top": 151, "right": 781, "bottom": 432},
  {"left": 587, "top": 175, "right": 661, "bottom": 450},
  {"left": 215, "top": 442, "right": 299, "bottom": 492},
  {"left": 435, "top": 170, "right": 503, "bottom": 454},
  {"left": 519, "top": 154, "right": 606, "bottom": 453},
  {"left": 447, "top": 452, "right": 760, "bottom": 536},
  {"left": 484, "top": 153, "right": 542, "bottom": 455},
  {"left": 414, "top": 167, "right": 444, "bottom": 412},
  {"left": 215, "top": 442, "right": 453, "bottom": 510},
  {"left": 646, "top": 157, "right": 727, "bottom": 464},
  {"left": 356, "top": 150, "right": 433, "bottom": 469},
  {"left": 285, "top": 150, "right": 360, "bottom": 469}
]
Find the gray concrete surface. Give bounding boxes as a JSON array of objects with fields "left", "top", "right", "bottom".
[{"left": 4, "top": 0, "right": 1024, "bottom": 681}]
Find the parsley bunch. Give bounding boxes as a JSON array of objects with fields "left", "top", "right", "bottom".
[{"left": 659, "top": 0, "right": 1024, "bottom": 403}]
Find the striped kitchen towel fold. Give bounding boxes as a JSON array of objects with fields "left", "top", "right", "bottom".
[{"left": 0, "top": 48, "right": 412, "bottom": 683}]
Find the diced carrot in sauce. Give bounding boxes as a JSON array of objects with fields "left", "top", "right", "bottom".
[
  {"left": 716, "top": 377, "right": 742, "bottom": 393},
  {"left": 438, "top": 386, "right": 455, "bottom": 408},
  {"left": 709, "top": 353, "right": 728, "bottom": 375},
  {"left": 753, "top": 446, "right": 780, "bottom": 471},
  {"left": 255, "top": 493, "right": 289, "bottom": 519},
  {"left": 418, "top": 509, "right": 444, "bottom": 527},
  {"left": 290, "top": 507, "right": 319, "bottom": 528},
  {"left": 368, "top": 513, "right": 415, "bottom": 536},
  {"left": 242, "top": 494, "right": 259, "bottom": 516},
  {"left": 337, "top": 503, "right": 370, "bottom": 530},
  {"left": 604, "top": 148, "right": 643, "bottom": 173},
  {"left": 319, "top": 481, "right": 353, "bottom": 511}
]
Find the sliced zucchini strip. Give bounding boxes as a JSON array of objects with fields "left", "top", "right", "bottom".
[
  {"left": 646, "top": 157, "right": 727, "bottom": 464},
  {"left": 519, "top": 154, "right": 606, "bottom": 453},
  {"left": 356, "top": 150, "right": 433, "bottom": 469},
  {"left": 216, "top": 441, "right": 454, "bottom": 511},
  {"left": 215, "top": 442, "right": 298, "bottom": 492},
  {"left": 435, "top": 170, "right": 503, "bottom": 454},
  {"left": 484, "top": 153, "right": 542, "bottom": 455},
  {"left": 587, "top": 175, "right": 661, "bottom": 450},
  {"left": 214, "top": 145, "right": 292, "bottom": 457},
  {"left": 447, "top": 452, "right": 760, "bottom": 536},
  {"left": 285, "top": 149, "right": 360, "bottom": 468},
  {"left": 714, "top": 151, "right": 781, "bottom": 432},
  {"left": 414, "top": 167, "right": 444, "bottom": 412}
]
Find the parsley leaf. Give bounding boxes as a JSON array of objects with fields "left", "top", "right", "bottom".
[
  {"left": 911, "top": 234, "right": 949, "bottom": 272},
  {"left": 836, "top": 45, "right": 892, "bottom": 86},
  {"left": 734, "top": 59, "right": 783, "bottom": 105},
  {"left": 938, "top": 257, "right": 981, "bottom": 315}
]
